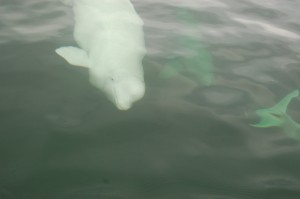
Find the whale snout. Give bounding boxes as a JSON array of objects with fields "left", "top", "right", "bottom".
[
  {"left": 92, "top": 75, "right": 145, "bottom": 110},
  {"left": 114, "top": 77, "right": 145, "bottom": 110},
  {"left": 115, "top": 100, "right": 132, "bottom": 111}
]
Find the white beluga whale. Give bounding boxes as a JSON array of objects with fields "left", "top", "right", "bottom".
[{"left": 56, "top": 0, "right": 146, "bottom": 110}]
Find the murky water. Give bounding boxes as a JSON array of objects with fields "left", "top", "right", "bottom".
[{"left": 1, "top": 0, "right": 300, "bottom": 198}]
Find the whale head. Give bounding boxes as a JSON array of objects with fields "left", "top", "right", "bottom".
[
  {"left": 104, "top": 75, "right": 145, "bottom": 110},
  {"left": 91, "top": 74, "right": 145, "bottom": 110}
]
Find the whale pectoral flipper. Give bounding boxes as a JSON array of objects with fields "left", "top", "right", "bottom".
[{"left": 55, "top": 46, "right": 89, "bottom": 68}]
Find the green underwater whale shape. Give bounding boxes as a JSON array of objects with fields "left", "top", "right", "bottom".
[
  {"left": 159, "top": 8, "right": 214, "bottom": 86},
  {"left": 252, "top": 89, "right": 300, "bottom": 139}
]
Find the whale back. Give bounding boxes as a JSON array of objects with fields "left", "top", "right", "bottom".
[{"left": 72, "top": 0, "right": 145, "bottom": 52}]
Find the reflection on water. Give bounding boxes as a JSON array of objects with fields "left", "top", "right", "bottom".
[
  {"left": 0, "top": 0, "right": 69, "bottom": 44},
  {"left": 1, "top": 0, "right": 300, "bottom": 198}
]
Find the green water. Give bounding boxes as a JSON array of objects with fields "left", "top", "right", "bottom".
[{"left": 1, "top": 0, "right": 300, "bottom": 198}]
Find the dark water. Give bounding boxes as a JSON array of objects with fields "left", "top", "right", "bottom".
[{"left": 1, "top": 0, "right": 300, "bottom": 198}]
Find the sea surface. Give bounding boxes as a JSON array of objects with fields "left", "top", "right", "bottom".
[{"left": 1, "top": 0, "right": 300, "bottom": 199}]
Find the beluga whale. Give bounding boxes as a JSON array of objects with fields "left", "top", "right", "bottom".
[{"left": 56, "top": 0, "right": 146, "bottom": 110}]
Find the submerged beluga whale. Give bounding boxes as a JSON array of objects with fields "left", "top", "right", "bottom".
[{"left": 56, "top": 0, "right": 146, "bottom": 110}]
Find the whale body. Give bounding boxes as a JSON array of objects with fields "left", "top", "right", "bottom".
[{"left": 56, "top": 0, "right": 146, "bottom": 110}]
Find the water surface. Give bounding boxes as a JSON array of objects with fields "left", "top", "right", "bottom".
[{"left": 1, "top": 0, "right": 300, "bottom": 198}]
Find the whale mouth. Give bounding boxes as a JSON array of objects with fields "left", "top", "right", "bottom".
[
  {"left": 102, "top": 75, "right": 144, "bottom": 111},
  {"left": 112, "top": 85, "right": 132, "bottom": 111},
  {"left": 115, "top": 102, "right": 131, "bottom": 110}
]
